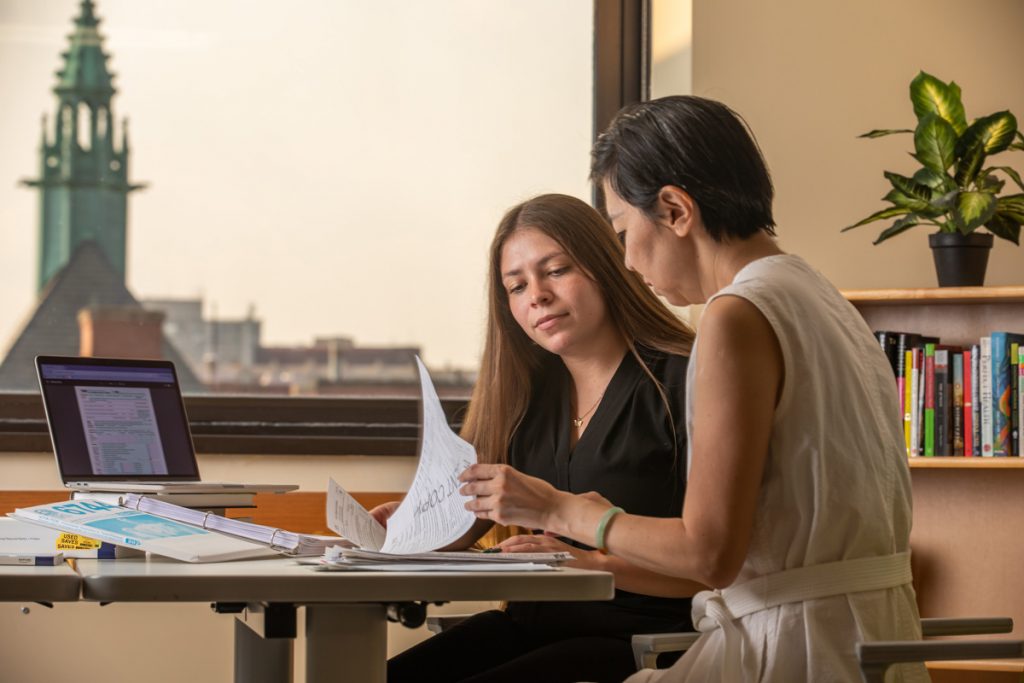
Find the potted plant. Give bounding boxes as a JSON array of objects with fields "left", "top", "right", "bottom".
[{"left": 843, "top": 71, "right": 1024, "bottom": 286}]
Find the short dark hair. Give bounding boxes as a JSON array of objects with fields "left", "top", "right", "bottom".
[{"left": 591, "top": 95, "right": 776, "bottom": 242}]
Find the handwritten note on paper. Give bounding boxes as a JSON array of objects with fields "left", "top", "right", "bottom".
[
  {"left": 379, "top": 358, "right": 477, "bottom": 554},
  {"left": 327, "top": 478, "right": 387, "bottom": 551}
]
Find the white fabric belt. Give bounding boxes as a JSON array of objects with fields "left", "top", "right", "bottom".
[{"left": 692, "top": 551, "right": 912, "bottom": 681}]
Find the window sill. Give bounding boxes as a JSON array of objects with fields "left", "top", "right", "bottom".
[{"left": 0, "top": 392, "right": 469, "bottom": 456}]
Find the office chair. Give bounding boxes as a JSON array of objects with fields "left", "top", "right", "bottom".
[
  {"left": 429, "top": 615, "right": 1016, "bottom": 675},
  {"left": 631, "top": 617, "right": 1015, "bottom": 672},
  {"left": 856, "top": 617, "right": 1019, "bottom": 683}
]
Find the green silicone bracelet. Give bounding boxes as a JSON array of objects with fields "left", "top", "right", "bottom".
[{"left": 595, "top": 506, "right": 624, "bottom": 554}]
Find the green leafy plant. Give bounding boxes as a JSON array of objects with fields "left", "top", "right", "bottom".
[{"left": 844, "top": 71, "right": 1024, "bottom": 245}]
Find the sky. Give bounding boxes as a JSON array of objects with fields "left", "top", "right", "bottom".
[{"left": 0, "top": 0, "right": 593, "bottom": 369}]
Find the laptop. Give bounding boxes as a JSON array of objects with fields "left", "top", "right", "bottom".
[{"left": 35, "top": 355, "right": 298, "bottom": 494}]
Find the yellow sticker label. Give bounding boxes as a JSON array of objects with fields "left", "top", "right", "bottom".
[{"left": 55, "top": 533, "right": 102, "bottom": 550}]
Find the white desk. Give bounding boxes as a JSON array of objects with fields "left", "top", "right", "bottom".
[
  {"left": 0, "top": 563, "right": 80, "bottom": 603},
  {"left": 77, "top": 557, "right": 614, "bottom": 683}
]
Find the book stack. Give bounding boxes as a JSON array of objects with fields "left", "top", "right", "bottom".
[{"left": 876, "top": 331, "right": 1024, "bottom": 457}]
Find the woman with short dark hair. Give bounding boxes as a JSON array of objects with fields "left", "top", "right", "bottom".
[{"left": 461, "top": 97, "right": 928, "bottom": 683}]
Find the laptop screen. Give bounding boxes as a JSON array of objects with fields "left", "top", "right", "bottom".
[{"left": 36, "top": 356, "right": 200, "bottom": 482}]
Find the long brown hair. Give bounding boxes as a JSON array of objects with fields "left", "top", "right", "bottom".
[{"left": 461, "top": 193, "right": 695, "bottom": 468}]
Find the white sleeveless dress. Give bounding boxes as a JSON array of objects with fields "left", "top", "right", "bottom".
[{"left": 626, "top": 255, "right": 928, "bottom": 683}]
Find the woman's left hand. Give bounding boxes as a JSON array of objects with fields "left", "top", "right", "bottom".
[
  {"left": 459, "top": 463, "right": 566, "bottom": 530},
  {"left": 497, "top": 533, "right": 600, "bottom": 570}
]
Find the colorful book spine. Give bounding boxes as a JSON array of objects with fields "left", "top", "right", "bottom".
[
  {"left": 1011, "top": 342, "right": 1020, "bottom": 457},
  {"left": 971, "top": 344, "right": 981, "bottom": 457},
  {"left": 963, "top": 348, "right": 974, "bottom": 457},
  {"left": 917, "top": 352, "right": 926, "bottom": 457},
  {"left": 903, "top": 349, "right": 914, "bottom": 456},
  {"left": 1019, "top": 346, "right": 1024, "bottom": 457},
  {"left": 990, "top": 333, "right": 1024, "bottom": 457},
  {"left": 980, "top": 337, "right": 993, "bottom": 457},
  {"left": 935, "top": 349, "right": 950, "bottom": 456},
  {"left": 876, "top": 331, "right": 900, "bottom": 376},
  {"left": 952, "top": 352, "right": 964, "bottom": 456},
  {"left": 924, "top": 343, "right": 936, "bottom": 457},
  {"left": 909, "top": 348, "right": 922, "bottom": 457}
]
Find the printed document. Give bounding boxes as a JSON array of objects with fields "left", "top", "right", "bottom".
[
  {"left": 75, "top": 386, "right": 168, "bottom": 475},
  {"left": 328, "top": 357, "right": 477, "bottom": 554}
]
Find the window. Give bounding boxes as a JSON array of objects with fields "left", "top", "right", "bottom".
[{"left": 0, "top": 0, "right": 655, "bottom": 453}]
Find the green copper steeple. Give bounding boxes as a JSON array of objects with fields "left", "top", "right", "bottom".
[{"left": 22, "top": 0, "right": 145, "bottom": 293}]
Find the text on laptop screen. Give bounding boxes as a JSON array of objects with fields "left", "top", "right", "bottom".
[{"left": 38, "top": 361, "right": 199, "bottom": 479}]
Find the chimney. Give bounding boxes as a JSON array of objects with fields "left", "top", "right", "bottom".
[{"left": 78, "top": 306, "right": 165, "bottom": 359}]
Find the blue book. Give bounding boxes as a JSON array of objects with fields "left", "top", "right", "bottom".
[{"left": 990, "top": 332, "right": 1024, "bottom": 457}]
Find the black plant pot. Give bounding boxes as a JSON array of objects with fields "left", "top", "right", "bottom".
[{"left": 928, "top": 232, "right": 994, "bottom": 287}]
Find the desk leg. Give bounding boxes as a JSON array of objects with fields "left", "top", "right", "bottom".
[
  {"left": 234, "top": 618, "right": 294, "bottom": 683},
  {"left": 306, "top": 604, "right": 387, "bottom": 683}
]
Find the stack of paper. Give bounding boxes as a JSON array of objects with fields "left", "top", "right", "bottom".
[
  {"left": 336, "top": 547, "right": 572, "bottom": 565},
  {"left": 317, "top": 546, "right": 571, "bottom": 572},
  {"left": 122, "top": 494, "right": 349, "bottom": 557}
]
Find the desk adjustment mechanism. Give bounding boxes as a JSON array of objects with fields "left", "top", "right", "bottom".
[
  {"left": 214, "top": 602, "right": 297, "bottom": 639},
  {"left": 211, "top": 602, "right": 247, "bottom": 614},
  {"left": 386, "top": 601, "right": 446, "bottom": 629}
]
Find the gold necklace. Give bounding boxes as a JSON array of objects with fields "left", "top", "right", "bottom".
[{"left": 573, "top": 392, "right": 604, "bottom": 428}]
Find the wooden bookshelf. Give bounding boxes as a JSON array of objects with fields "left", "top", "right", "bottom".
[
  {"left": 844, "top": 285, "right": 1024, "bottom": 306},
  {"left": 843, "top": 287, "right": 1024, "bottom": 682},
  {"left": 842, "top": 285, "right": 1024, "bottom": 347},
  {"left": 909, "top": 457, "right": 1024, "bottom": 469},
  {"left": 928, "top": 658, "right": 1024, "bottom": 673}
]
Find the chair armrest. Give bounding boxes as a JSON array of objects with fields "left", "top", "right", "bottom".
[
  {"left": 631, "top": 632, "right": 701, "bottom": 670},
  {"left": 857, "top": 639, "right": 1024, "bottom": 683},
  {"left": 426, "top": 614, "right": 472, "bottom": 634},
  {"left": 920, "top": 617, "right": 1013, "bottom": 637}
]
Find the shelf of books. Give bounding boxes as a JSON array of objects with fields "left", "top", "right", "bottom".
[
  {"left": 844, "top": 286, "right": 1024, "bottom": 665},
  {"left": 843, "top": 287, "right": 1024, "bottom": 468}
]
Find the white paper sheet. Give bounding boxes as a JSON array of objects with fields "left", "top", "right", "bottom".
[
  {"left": 324, "top": 358, "right": 477, "bottom": 555},
  {"left": 326, "top": 478, "right": 387, "bottom": 551},
  {"left": 379, "top": 358, "right": 478, "bottom": 553}
]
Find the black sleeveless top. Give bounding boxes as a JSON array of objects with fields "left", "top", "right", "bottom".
[{"left": 505, "top": 347, "right": 693, "bottom": 639}]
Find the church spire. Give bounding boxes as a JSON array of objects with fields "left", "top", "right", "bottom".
[
  {"left": 55, "top": 0, "right": 116, "bottom": 102},
  {"left": 21, "top": 0, "right": 145, "bottom": 294}
]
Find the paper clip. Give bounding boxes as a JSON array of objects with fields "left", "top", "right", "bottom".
[
  {"left": 268, "top": 528, "right": 283, "bottom": 551},
  {"left": 201, "top": 511, "right": 213, "bottom": 529}
]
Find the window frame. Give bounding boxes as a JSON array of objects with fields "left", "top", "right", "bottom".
[{"left": 0, "top": 0, "right": 649, "bottom": 456}]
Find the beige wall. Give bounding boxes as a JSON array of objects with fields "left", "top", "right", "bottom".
[
  {"left": 2, "top": 451, "right": 419, "bottom": 492},
  {"left": 671, "top": 0, "right": 1024, "bottom": 289}
]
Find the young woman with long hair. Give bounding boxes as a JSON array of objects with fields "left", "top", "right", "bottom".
[{"left": 382, "top": 193, "right": 704, "bottom": 683}]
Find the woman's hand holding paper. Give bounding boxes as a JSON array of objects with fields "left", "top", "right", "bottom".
[
  {"left": 459, "top": 463, "right": 569, "bottom": 530},
  {"left": 368, "top": 500, "right": 400, "bottom": 528}
]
